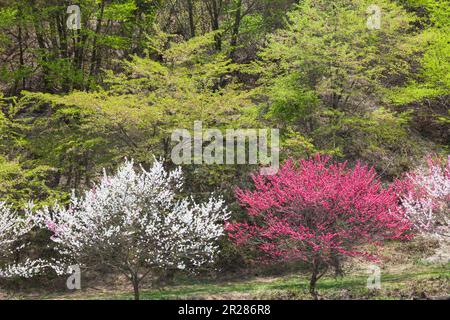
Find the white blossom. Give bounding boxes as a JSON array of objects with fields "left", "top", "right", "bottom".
[
  {"left": 36, "top": 158, "right": 230, "bottom": 299},
  {"left": 0, "top": 202, "right": 48, "bottom": 278},
  {"left": 401, "top": 156, "right": 450, "bottom": 240}
]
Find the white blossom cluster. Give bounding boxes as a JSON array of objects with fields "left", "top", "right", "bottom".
[
  {"left": 0, "top": 202, "right": 45, "bottom": 278},
  {"left": 402, "top": 157, "right": 450, "bottom": 240},
  {"left": 36, "top": 159, "right": 230, "bottom": 279}
]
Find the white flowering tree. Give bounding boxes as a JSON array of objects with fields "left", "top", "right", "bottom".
[
  {"left": 0, "top": 202, "right": 45, "bottom": 278},
  {"left": 401, "top": 155, "right": 450, "bottom": 240},
  {"left": 38, "top": 159, "right": 229, "bottom": 300}
]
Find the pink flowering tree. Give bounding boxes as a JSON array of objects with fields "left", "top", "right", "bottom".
[
  {"left": 400, "top": 155, "right": 450, "bottom": 240},
  {"left": 226, "top": 155, "right": 412, "bottom": 299},
  {"left": 37, "top": 159, "right": 229, "bottom": 300}
]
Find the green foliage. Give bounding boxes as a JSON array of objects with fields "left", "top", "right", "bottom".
[
  {"left": 13, "top": 32, "right": 258, "bottom": 198},
  {"left": 249, "top": 0, "right": 430, "bottom": 176},
  {"left": 0, "top": 0, "right": 446, "bottom": 206},
  {"left": 0, "top": 0, "right": 159, "bottom": 93},
  {"left": 389, "top": 0, "right": 450, "bottom": 103},
  {"left": 0, "top": 156, "right": 63, "bottom": 209}
]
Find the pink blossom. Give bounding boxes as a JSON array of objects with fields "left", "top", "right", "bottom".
[{"left": 228, "top": 155, "right": 412, "bottom": 267}]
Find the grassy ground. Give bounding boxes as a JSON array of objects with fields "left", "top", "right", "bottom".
[
  {"left": 10, "top": 262, "right": 448, "bottom": 300},
  {"left": 2, "top": 240, "right": 449, "bottom": 300}
]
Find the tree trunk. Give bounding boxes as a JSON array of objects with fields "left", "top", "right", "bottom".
[
  {"left": 230, "top": 0, "right": 242, "bottom": 49},
  {"left": 229, "top": 0, "right": 242, "bottom": 61},
  {"left": 309, "top": 262, "right": 328, "bottom": 300},
  {"left": 206, "top": 0, "right": 222, "bottom": 51},
  {"left": 132, "top": 276, "right": 140, "bottom": 301},
  {"left": 18, "top": 24, "right": 25, "bottom": 91},
  {"left": 31, "top": 11, "right": 51, "bottom": 91},
  {"left": 90, "top": 0, "right": 106, "bottom": 77},
  {"left": 309, "top": 267, "right": 319, "bottom": 300},
  {"left": 187, "top": 0, "right": 196, "bottom": 38}
]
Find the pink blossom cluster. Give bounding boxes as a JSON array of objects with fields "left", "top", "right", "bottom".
[{"left": 226, "top": 155, "right": 413, "bottom": 265}]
